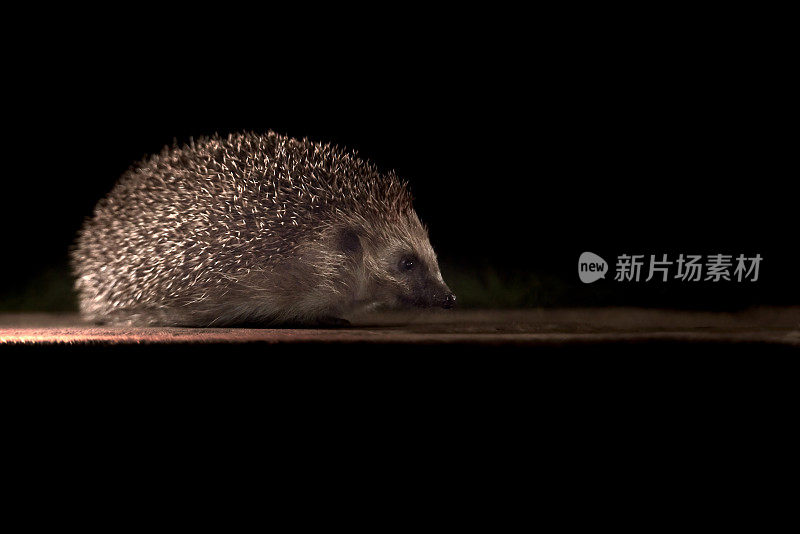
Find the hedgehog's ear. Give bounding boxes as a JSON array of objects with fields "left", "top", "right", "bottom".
[{"left": 338, "top": 228, "right": 363, "bottom": 259}]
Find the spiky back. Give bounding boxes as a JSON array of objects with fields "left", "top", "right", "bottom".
[{"left": 72, "top": 131, "right": 415, "bottom": 322}]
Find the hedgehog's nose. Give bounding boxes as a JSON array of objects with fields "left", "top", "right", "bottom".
[{"left": 442, "top": 292, "right": 456, "bottom": 309}]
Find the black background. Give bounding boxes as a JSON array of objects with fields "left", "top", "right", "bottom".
[
  {"left": 2, "top": 25, "right": 796, "bottom": 311},
  {"left": 1, "top": 11, "right": 797, "bottom": 506}
]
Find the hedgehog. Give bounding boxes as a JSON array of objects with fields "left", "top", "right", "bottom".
[{"left": 71, "top": 131, "right": 455, "bottom": 327}]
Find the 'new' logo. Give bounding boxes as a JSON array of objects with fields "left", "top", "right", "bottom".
[{"left": 579, "top": 252, "right": 607, "bottom": 283}]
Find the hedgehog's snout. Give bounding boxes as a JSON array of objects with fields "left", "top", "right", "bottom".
[
  {"left": 402, "top": 280, "right": 456, "bottom": 310},
  {"left": 429, "top": 284, "right": 456, "bottom": 309}
]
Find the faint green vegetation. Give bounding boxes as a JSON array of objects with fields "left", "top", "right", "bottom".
[
  {"left": 0, "top": 266, "right": 77, "bottom": 312},
  {"left": 440, "top": 262, "right": 568, "bottom": 308}
]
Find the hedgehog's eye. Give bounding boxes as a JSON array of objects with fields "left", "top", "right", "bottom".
[{"left": 399, "top": 256, "right": 417, "bottom": 272}]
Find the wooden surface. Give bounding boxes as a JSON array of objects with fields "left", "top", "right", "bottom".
[{"left": 1, "top": 308, "right": 798, "bottom": 347}]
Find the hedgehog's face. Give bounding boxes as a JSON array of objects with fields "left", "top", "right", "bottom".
[
  {"left": 355, "top": 212, "right": 456, "bottom": 310},
  {"left": 389, "top": 248, "right": 456, "bottom": 309}
]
